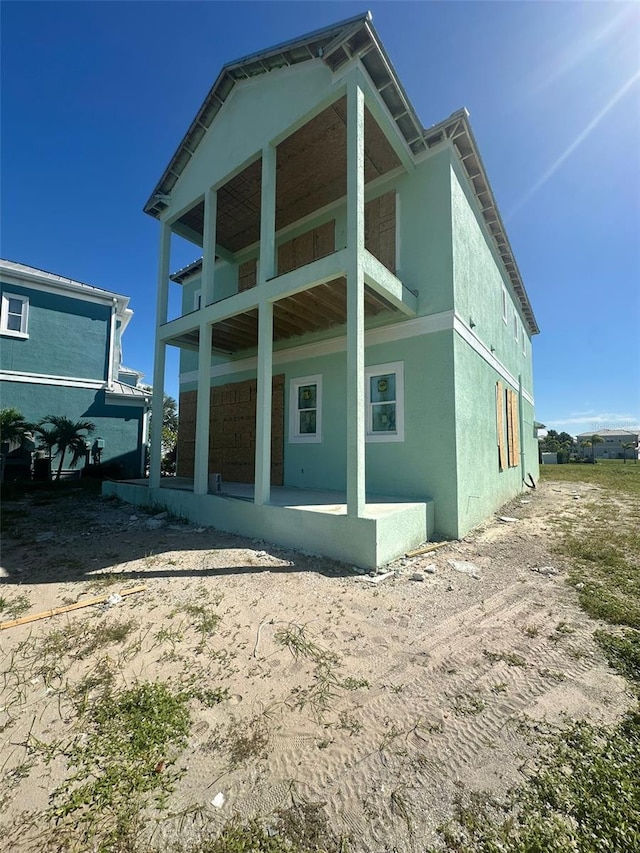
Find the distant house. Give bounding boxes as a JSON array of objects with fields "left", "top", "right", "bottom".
[
  {"left": 0, "top": 259, "right": 150, "bottom": 478},
  {"left": 577, "top": 429, "right": 640, "bottom": 460},
  {"left": 106, "top": 13, "right": 540, "bottom": 568}
]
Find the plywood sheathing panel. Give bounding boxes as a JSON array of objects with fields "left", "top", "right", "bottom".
[
  {"left": 275, "top": 97, "right": 401, "bottom": 233},
  {"left": 365, "top": 190, "right": 396, "bottom": 273},
  {"left": 238, "top": 258, "right": 258, "bottom": 292},
  {"left": 177, "top": 375, "right": 284, "bottom": 484},
  {"left": 175, "top": 98, "right": 400, "bottom": 256},
  {"left": 277, "top": 220, "right": 336, "bottom": 275},
  {"left": 216, "top": 158, "right": 263, "bottom": 252}
]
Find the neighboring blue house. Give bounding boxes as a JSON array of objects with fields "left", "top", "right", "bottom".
[{"left": 0, "top": 259, "right": 150, "bottom": 478}]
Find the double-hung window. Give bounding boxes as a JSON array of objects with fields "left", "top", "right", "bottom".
[
  {"left": 1, "top": 293, "right": 29, "bottom": 337},
  {"left": 289, "top": 375, "right": 322, "bottom": 443},
  {"left": 365, "top": 361, "right": 404, "bottom": 442}
]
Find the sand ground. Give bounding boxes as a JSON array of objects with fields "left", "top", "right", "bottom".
[{"left": 0, "top": 479, "right": 632, "bottom": 851}]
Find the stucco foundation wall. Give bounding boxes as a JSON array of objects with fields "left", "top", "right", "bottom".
[
  {"left": 452, "top": 335, "right": 537, "bottom": 536},
  {"left": 1, "top": 381, "right": 145, "bottom": 478},
  {"left": 102, "top": 482, "right": 430, "bottom": 569}
]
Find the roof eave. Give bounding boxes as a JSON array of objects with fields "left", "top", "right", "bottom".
[{"left": 423, "top": 110, "right": 539, "bottom": 337}]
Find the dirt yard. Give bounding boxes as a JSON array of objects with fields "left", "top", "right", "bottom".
[{"left": 0, "top": 479, "right": 632, "bottom": 851}]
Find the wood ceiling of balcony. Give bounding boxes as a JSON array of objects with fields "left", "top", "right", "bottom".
[
  {"left": 175, "top": 97, "right": 401, "bottom": 255},
  {"left": 204, "top": 278, "right": 398, "bottom": 354}
]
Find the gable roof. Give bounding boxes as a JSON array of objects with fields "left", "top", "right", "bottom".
[{"left": 145, "top": 12, "right": 539, "bottom": 335}]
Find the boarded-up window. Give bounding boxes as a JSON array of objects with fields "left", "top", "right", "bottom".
[
  {"left": 506, "top": 387, "right": 520, "bottom": 468},
  {"left": 497, "top": 382, "right": 520, "bottom": 470},
  {"left": 277, "top": 220, "right": 335, "bottom": 276},
  {"left": 238, "top": 258, "right": 257, "bottom": 292},
  {"left": 496, "top": 381, "right": 506, "bottom": 471},
  {"left": 365, "top": 191, "right": 396, "bottom": 273}
]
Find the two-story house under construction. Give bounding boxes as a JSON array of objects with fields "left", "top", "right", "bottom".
[{"left": 107, "top": 13, "right": 540, "bottom": 568}]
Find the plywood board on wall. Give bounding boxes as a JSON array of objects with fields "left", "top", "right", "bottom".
[{"left": 177, "top": 375, "right": 284, "bottom": 485}]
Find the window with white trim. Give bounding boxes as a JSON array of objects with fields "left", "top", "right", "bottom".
[
  {"left": 365, "top": 361, "right": 404, "bottom": 442},
  {"left": 288, "top": 375, "right": 322, "bottom": 443},
  {"left": 1, "top": 293, "right": 29, "bottom": 337},
  {"left": 501, "top": 286, "right": 507, "bottom": 324},
  {"left": 513, "top": 308, "right": 519, "bottom": 342},
  {"left": 522, "top": 324, "right": 527, "bottom": 356}
]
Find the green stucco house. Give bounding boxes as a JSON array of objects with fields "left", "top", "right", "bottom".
[
  {"left": 0, "top": 259, "right": 150, "bottom": 478},
  {"left": 106, "top": 12, "right": 539, "bottom": 568}
]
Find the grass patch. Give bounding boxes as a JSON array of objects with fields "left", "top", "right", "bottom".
[
  {"left": 177, "top": 801, "right": 343, "bottom": 853},
  {"left": 435, "top": 711, "right": 640, "bottom": 852},
  {"left": 483, "top": 650, "right": 526, "bottom": 667},
  {"left": 0, "top": 593, "right": 31, "bottom": 619},
  {"left": 30, "top": 681, "right": 191, "bottom": 852},
  {"left": 595, "top": 629, "right": 640, "bottom": 687},
  {"left": 433, "top": 462, "right": 640, "bottom": 851}
]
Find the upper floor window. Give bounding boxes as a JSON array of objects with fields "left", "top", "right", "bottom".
[
  {"left": 1, "top": 293, "right": 29, "bottom": 338},
  {"left": 365, "top": 361, "right": 405, "bottom": 442},
  {"left": 513, "top": 308, "right": 519, "bottom": 342},
  {"left": 502, "top": 286, "right": 508, "bottom": 324},
  {"left": 289, "top": 375, "right": 322, "bottom": 443},
  {"left": 193, "top": 289, "right": 202, "bottom": 311}
]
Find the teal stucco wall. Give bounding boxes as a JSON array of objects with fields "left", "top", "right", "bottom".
[
  {"left": 1, "top": 381, "right": 145, "bottom": 478},
  {"left": 0, "top": 282, "right": 111, "bottom": 380}
]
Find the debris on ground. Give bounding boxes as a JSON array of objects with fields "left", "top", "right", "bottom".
[
  {"left": 448, "top": 560, "right": 481, "bottom": 579},
  {"left": 531, "top": 566, "right": 559, "bottom": 576}
]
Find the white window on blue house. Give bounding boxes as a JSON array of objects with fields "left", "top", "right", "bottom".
[
  {"left": 513, "top": 308, "right": 519, "bottom": 343},
  {"left": 289, "top": 375, "right": 322, "bottom": 443},
  {"left": 502, "top": 286, "right": 508, "bottom": 324},
  {"left": 365, "top": 361, "right": 404, "bottom": 442},
  {"left": 1, "top": 293, "right": 29, "bottom": 337}
]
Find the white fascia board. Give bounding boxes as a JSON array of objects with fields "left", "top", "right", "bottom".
[
  {"left": 0, "top": 370, "right": 105, "bottom": 390},
  {"left": 0, "top": 270, "right": 129, "bottom": 312},
  {"left": 105, "top": 392, "right": 150, "bottom": 408}
]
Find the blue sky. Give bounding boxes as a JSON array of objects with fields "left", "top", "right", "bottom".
[{"left": 2, "top": 1, "right": 639, "bottom": 435}]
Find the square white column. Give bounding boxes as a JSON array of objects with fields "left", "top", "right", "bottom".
[
  {"left": 346, "top": 73, "right": 366, "bottom": 517},
  {"left": 202, "top": 188, "right": 217, "bottom": 306},
  {"left": 254, "top": 143, "right": 277, "bottom": 505},
  {"left": 193, "top": 321, "right": 212, "bottom": 495},
  {"left": 149, "top": 220, "right": 171, "bottom": 488},
  {"left": 254, "top": 300, "right": 273, "bottom": 505}
]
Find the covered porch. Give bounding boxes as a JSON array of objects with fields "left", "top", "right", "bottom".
[{"left": 104, "top": 479, "right": 433, "bottom": 569}]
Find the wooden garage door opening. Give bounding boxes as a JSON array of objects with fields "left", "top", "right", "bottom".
[{"left": 177, "top": 375, "right": 284, "bottom": 486}]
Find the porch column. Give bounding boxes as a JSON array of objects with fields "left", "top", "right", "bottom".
[
  {"left": 194, "top": 321, "right": 212, "bottom": 495},
  {"left": 202, "top": 188, "right": 217, "bottom": 306},
  {"left": 254, "top": 143, "right": 276, "bottom": 505},
  {"left": 254, "top": 300, "right": 273, "bottom": 505},
  {"left": 346, "top": 73, "right": 366, "bottom": 517},
  {"left": 149, "top": 221, "right": 171, "bottom": 488}
]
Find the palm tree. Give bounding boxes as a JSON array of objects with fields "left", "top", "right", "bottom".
[
  {"left": 39, "top": 415, "right": 95, "bottom": 480},
  {"left": 0, "top": 407, "right": 33, "bottom": 447},
  {"left": 621, "top": 441, "right": 635, "bottom": 464},
  {"left": 589, "top": 433, "right": 604, "bottom": 463},
  {"left": 33, "top": 425, "right": 58, "bottom": 464}
]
